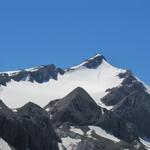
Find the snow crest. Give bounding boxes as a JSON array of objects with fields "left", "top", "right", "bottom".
[{"left": 0, "top": 60, "right": 125, "bottom": 108}]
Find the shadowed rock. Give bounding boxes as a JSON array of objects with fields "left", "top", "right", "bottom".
[
  {"left": 0, "top": 100, "right": 60, "bottom": 150},
  {"left": 0, "top": 64, "right": 65, "bottom": 86},
  {"left": 45, "top": 87, "right": 102, "bottom": 126},
  {"left": 101, "top": 70, "right": 146, "bottom": 106}
]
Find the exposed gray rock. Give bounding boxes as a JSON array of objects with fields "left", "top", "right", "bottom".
[
  {"left": 56, "top": 124, "right": 145, "bottom": 150},
  {"left": 0, "top": 73, "right": 11, "bottom": 86},
  {"left": 0, "top": 100, "right": 60, "bottom": 150},
  {"left": 101, "top": 70, "right": 146, "bottom": 106},
  {"left": 82, "top": 54, "right": 106, "bottom": 69},
  {"left": 97, "top": 89, "right": 150, "bottom": 143},
  {"left": 45, "top": 87, "right": 148, "bottom": 148},
  {"left": 97, "top": 109, "right": 139, "bottom": 142},
  {"left": 0, "top": 64, "right": 65, "bottom": 86},
  {"left": 113, "top": 90, "right": 150, "bottom": 138},
  {"left": 45, "top": 87, "right": 102, "bottom": 126}
]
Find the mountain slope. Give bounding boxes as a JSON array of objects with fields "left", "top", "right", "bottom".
[
  {"left": 45, "top": 87, "right": 103, "bottom": 126},
  {"left": 0, "top": 54, "right": 128, "bottom": 108},
  {"left": 0, "top": 100, "right": 60, "bottom": 150},
  {"left": 0, "top": 53, "right": 150, "bottom": 150},
  {"left": 45, "top": 87, "right": 146, "bottom": 150}
]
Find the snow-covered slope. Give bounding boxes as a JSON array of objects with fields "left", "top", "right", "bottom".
[
  {"left": 0, "top": 54, "right": 126, "bottom": 108},
  {"left": 140, "top": 138, "right": 150, "bottom": 150},
  {"left": 0, "top": 138, "right": 12, "bottom": 150},
  {"left": 0, "top": 53, "right": 149, "bottom": 150},
  {"left": 87, "top": 126, "right": 120, "bottom": 143},
  {"left": 58, "top": 125, "right": 120, "bottom": 150}
]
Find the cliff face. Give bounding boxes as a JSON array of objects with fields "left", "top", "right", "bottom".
[
  {"left": 0, "top": 53, "right": 150, "bottom": 150},
  {"left": 0, "top": 64, "right": 65, "bottom": 86},
  {"left": 45, "top": 87, "right": 147, "bottom": 150},
  {"left": 0, "top": 100, "right": 60, "bottom": 150}
]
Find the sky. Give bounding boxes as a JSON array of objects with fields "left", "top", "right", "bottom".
[{"left": 0, "top": 0, "right": 150, "bottom": 84}]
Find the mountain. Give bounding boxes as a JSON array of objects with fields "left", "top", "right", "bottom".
[
  {"left": 45, "top": 87, "right": 146, "bottom": 150},
  {"left": 0, "top": 53, "right": 150, "bottom": 150},
  {"left": 0, "top": 53, "right": 128, "bottom": 108},
  {"left": 44, "top": 87, "right": 103, "bottom": 126}
]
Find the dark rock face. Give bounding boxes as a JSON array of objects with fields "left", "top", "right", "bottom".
[
  {"left": 113, "top": 90, "right": 150, "bottom": 138},
  {"left": 82, "top": 54, "right": 106, "bottom": 69},
  {"left": 97, "top": 110, "right": 139, "bottom": 143},
  {"left": 45, "top": 86, "right": 150, "bottom": 149},
  {"left": 0, "top": 64, "right": 65, "bottom": 86},
  {"left": 0, "top": 85, "right": 148, "bottom": 150},
  {"left": 0, "top": 73, "right": 11, "bottom": 86},
  {"left": 97, "top": 89, "right": 150, "bottom": 143},
  {"left": 56, "top": 124, "right": 143, "bottom": 150},
  {"left": 0, "top": 100, "right": 60, "bottom": 150},
  {"left": 18, "top": 101, "right": 48, "bottom": 117},
  {"left": 28, "top": 65, "right": 65, "bottom": 83},
  {"left": 97, "top": 70, "right": 150, "bottom": 143},
  {"left": 11, "top": 70, "right": 30, "bottom": 82},
  {"left": 67, "top": 54, "right": 106, "bottom": 71},
  {"left": 45, "top": 87, "right": 102, "bottom": 126},
  {"left": 75, "top": 137, "right": 143, "bottom": 150},
  {"left": 101, "top": 70, "right": 146, "bottom": 106}
]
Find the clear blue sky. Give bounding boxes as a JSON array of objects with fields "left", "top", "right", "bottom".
[{"left": 0, "top": 0, "right": 150, "bottom": 84}]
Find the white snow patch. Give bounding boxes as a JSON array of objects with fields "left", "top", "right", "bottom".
[
  {"left": 59, "top": 137, "right": 81, "bottom": 150},
  {"left": 58, "top": 143, "right": 64, "bottom": 150},
  {"left": 0, "top": 70, "right": 21, "bottom": 75},
  {"left": 86, "top": 129, "right": 97, "bottom": 140},
  {"left": 88, "top": 126, "right": 120, "bottom": 143},
  {"left": 70, "top": 126, "right": 84, "bottom": 135},
  {"left": 101, "top": 108, "right": 104, "bottom": 115},
  {"left": 0, "top": 138, "right": 12, "bottom": 150},
  {"left": 140, "top": 138, "right": 150, "bottom": 150},
  {"left": 0, "top": 60, "right": 125, "bottom": 108},
  {"left": 45, "top": 107, "right": 50, "bottom": 112},
  {"left": 25, "top": 66, "right": 44, "bottom": 72},
  {"left": 12, "top": 109, "right": 17, "bottom": 112},
  {"left": 98, "top": 100, "right": 114, "bottom": 110}
]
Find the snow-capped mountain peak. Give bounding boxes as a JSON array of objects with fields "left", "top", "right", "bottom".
[
  {"left": 0, "top": 53, "right": 149, "bottom": 110},
  {"left": 0, "top": 54, "right": 125, "bottom": 108},
  {"left": 0, "top": 53, "right": 150, "bottom": 150},
  {"left": 70, "top": 53, "right": 106, "bottom": 70}
]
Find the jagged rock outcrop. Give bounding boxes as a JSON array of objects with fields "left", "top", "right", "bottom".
[
  {"left": 0, "top": 73, "right": 11, "bottom": 86},
  {"left": 97, "top": 109, "right": 139, "bottom": 143},
  {"left": 45, "top": 87, "right": 102, "bottom": 126},
  {"left": 101, "top": 70, "right": 146, "bottom": 106},
  {"left": 45, "top": 86, "right": 150, "bottom": 149},
  {"left": 0, "top": 64, "right": 65, "bottom": 86},
  {"left": 0, "top": 100, "right": 60, "bottom": 150},
  {"left": 68, "top": 54, "right": 106, "bottom": 70},
  {"left": 56, "top": 124, "right": 144, "bottom": 150},
  {"left": 82, "top": 54, "right": 106, "bottom": 69},
  {"left": 45, "top": 87, "right": 147, "bottom": 149},
  {"left": 97, "top": 89, "right": 150, "bottom": 144},
  {"left": 113, "top": 90, "right": 150, "bottom": 138}
]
